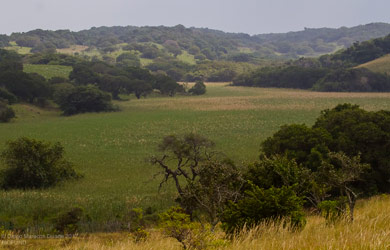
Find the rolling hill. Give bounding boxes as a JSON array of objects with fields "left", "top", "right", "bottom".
[
  {"left": 2, "top": 22, "right": 390, "bottom": 60},
  {"left": 356, "top": 54, "right": 390, "bottom": 74}
]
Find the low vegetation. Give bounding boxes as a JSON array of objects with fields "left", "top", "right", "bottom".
[
  {"left": 1, "top": 195, "right": 389, "bottom": 249},
  {"left": 0, "top": 101, "right": 15, "bottom": 122}
]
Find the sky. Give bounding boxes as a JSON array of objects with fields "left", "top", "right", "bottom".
[{"left": 1, "top": 0, "right": 390, "bottom": 35}]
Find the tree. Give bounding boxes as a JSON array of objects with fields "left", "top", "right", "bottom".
[
  {"left": 131, "top": 80, "right": 153, "bottom": 99},
  {"left": 262, "top": 124, "right": 332, "bottom": 171},
  {"left": 163, "top": 40, "right": 182, "bottom": 57},
  {"left": 116, "top": 52, "right": 141, "bottom": 68},
  {"left": 189, "top": 81, "right": 206, "bottom": 95},
  {"left": 150, "top": 133, "right": 215, "bottom": 197},
  {"left": 313, "top": 104, "right": 390, "bottom": 193},
  {"left": 245, "top": 154, "right": 312, "bottom": 198},
  {"left": 180, "top": 159, "right": 244, "bottom": 230},
  {"left": 69, "top": 62, "right": 100, "bottom": 85},
  {"left": 1, "top": 137, "right": 81, "bottom": 189},
  {"left": 0, "top": 71, "right": 51, "bottom": 104},
  {"left": 55, "top": 85, "right": 115, "bottom": 116},
  {"left": 154, "top": 74, "right": 184, "bottom": 96},
  {"left": 318, "top": 152, "right": 370, "bottom": 222}
]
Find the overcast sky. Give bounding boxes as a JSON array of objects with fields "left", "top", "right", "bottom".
[{"left": 1, "top": 0, "right": 389, "bottom": 35}]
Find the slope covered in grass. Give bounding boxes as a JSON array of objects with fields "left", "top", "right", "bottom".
[{"left": 356, "top": 54, "right": 390, "bottom": 74}]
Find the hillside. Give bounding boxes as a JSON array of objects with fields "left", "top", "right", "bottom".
[
  {"left": 233, "top": 32, "right": 390, "bottom": 92},
  {"left": 356, "top": 54, "right": 390, "bottom": 74},
  {"left": 2, "top": 23, "right": 390, "bottom": 60}
]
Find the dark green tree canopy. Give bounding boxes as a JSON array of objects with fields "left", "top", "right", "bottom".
[
  {"left": 189, "top": 81, "right": 206, "bottom": 95},
  {"left": 55, "top": 85, "right": 115, "bottom": 116},
  {"left": 262, "top": 104, "right": 390, "bottom": 194},
  {"left": 1, "top": 137, "right": 81, "bottom": 189}
]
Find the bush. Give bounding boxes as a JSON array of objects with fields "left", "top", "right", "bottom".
[
  {"left": 159, "top": 207, "right": 211, "bottom": 249},
  {"left": 54, "top": 207, "right": 84, "bottom": 234},
  {"left": 0, "top": 101, "right": 15, "bottom": 123},
  {"left": 55, "top": 85, "right": 116, "bottom": 116},
  {"left": 0, "top": 88, "right": 17, "bottom": 104},
  {"left": 221, "top": 184, "right": 306, "bottom": 235},
  {"left": 0, "top": 137, "right": 81, "bottom": 189},
  {"left": 189, "top": 81, "right": 206, "bottom": 95},
  {"left": 318, "top": 199, "right": 346, "bottom": 225}
]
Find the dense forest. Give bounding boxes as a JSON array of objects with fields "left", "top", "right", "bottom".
[{"left": 2, "top": 23, "right": 390, "bottom": 59}]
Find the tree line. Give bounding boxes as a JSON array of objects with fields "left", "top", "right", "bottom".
[
  {"left": 233, "top": 33, "right": 390, "bottom": 92},
  {"left": 5, "top": 23, "right": 390, "bottom": 59},
  {"left": 0, "top": 49, "right": 206, "bottom": 120}
]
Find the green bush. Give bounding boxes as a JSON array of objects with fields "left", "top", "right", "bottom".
[
  {"left": 189, "top": 81, "right": 206, "bottom": 95},
  {"left": 54, "top": 207, "right": 84, "bottom": 234},
  {"left": 55, "top": 85, "right": 116, "bottom": 116},
  {"left": 318, "top": 199, "right": 346, "bottom": 225},
  {"left": 0, "top": 101, "right": 15, "bottom": 123},
  {"left": 0, "top": 87, "right": 17, "bottom": 104},
  {"left": 221, "top": 184, "right": 306, "bottom": 235},
  {"left": 159, "top": 207, "right": 211, "bottom": 249},
  {"left": 0, "top": 137, "right": 82, "bottom": 189}
]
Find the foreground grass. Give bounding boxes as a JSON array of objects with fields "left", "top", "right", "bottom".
[
  {"left": 1, "top": 83, "right": 390, "bottom": 231},
  {"left": 3, "top": 195, "right": 390, "bottom": 249}
]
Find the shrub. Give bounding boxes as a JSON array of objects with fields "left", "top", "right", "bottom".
[
  {"left": 159, "top": 207, "right": 211, "bottom": 249},
  {"left": 221, "top": 184, "right": 306, "bottom": 235},
  {"left": 0, "top": 101, "right": 15, "bottom": 123},
  {"left": 0, "top": 87, "right": 17, "bottom": 104},
  {"left": 318, "top": 199, "right": 346, "bottom": 225},
  {"left": 0, "top": 137, "right": 81, "bottom": 189},
  {"left": 54, "top": 207, "right": 84, "bottom": 234},
  {"left": 189, "top": 81, "right": 206, "bottom": 95}
]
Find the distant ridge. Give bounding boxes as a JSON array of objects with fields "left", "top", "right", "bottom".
[{"left": 1, "top": 22, "right": 390, "bottom": 59}]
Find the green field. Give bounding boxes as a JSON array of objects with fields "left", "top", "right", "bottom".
[
  {"left": 4, "top": 41, "right": 32, "bottom": 55},
  {"left": 176, "top": 50, "right": 197, "bottom": 65},
  {"left": 23, "top": 64, "right": 73, "bottom": 79},
  {"left": 1, "top": 83, "right": 390, "bottom": 230}
]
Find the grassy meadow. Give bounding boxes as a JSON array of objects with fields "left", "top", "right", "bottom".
[
  {"left": 4, "top": 41, "right": 32, "bottom": 55},
  {"left": 1, "top": 83, "right": 390, "bottom": 231},
  {"left": 23, "top": 64, "right": 72, "bottom": 79}
]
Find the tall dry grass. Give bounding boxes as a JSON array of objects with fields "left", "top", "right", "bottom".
[
  {"left": 229, "top": 194, "right": 390, "bottom": 250},
  {"left": 5, "top": 195, "right": 389, "bottom": 250}
]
